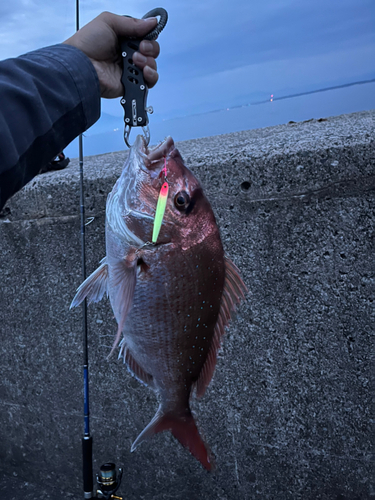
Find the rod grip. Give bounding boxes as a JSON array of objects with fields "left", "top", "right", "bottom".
[{"left": 82, "top": 435, "right": 93, "bottom": 497}]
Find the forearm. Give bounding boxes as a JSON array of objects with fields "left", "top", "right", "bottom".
[{"left": 0, "top": 44, "right": 101, "bottom": 210}]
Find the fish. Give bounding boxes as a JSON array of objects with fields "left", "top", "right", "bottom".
[{"left": 70, "top": 135, "right": 247, "bottom": 470}]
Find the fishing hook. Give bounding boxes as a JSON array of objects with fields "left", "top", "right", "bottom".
[{"left": 85, "top": 216, "right": 95, "bottom": 226}]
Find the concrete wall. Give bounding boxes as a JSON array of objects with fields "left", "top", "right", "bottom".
[{"left": 0, "top": 110, "right": 374, "bottom": 500}]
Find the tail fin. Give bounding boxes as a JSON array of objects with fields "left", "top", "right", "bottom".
[{"left": 131, "top": 407, "right": 213, "bottom": 471}]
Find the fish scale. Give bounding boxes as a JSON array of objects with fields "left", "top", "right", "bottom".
[
  {"left": 71, "top": 135, "right": 246, "bottom": 470},
  {"left": 125, "top": 244, "right": 224, "bottom": 392}
]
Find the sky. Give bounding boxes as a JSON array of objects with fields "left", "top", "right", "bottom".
[{"left": 1, "top": 0, "right": 374, "bottom": 154}]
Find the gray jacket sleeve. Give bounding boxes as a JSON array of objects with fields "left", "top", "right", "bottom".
[{"left": 0, "top": 44, "right": 101, "bottom": 210}]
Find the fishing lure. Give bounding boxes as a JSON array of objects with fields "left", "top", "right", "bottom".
[
  {"left": 152, "top": 182, "right": 169, "bottom": 243},
  {"left": 152, "top": 159, "right": 169, "bottom": 244}
]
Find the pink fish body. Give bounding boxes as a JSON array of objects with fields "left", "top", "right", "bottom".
[{"left": 71, "top": 136, "right": 246, "bottom": 470}]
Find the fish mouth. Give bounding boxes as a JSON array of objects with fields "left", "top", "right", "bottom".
[
  {"left": 126, "top": 134, "right": 176, "bottom": 217},
  {"left": 133, "top": 134, "right": 175, "bottom": 177},
  {"left": 121, "top": 134, "right": 175, "bottom": 197},
  {"left": 111, "top": 135, "right": 176, "bottom": 246},
  {"left": 147, "top": 135, "right": 175, "bottom": 164}
]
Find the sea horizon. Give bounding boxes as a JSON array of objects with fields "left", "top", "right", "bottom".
[{"left": 65, "top": 80, "right": 375, "bottom": 159}]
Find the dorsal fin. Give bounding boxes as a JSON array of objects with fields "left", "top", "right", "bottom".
[{"left": 195, "top": 256, "right": 247, "bottom": 398}]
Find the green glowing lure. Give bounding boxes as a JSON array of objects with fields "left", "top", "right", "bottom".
[{"left": 152, "top": 181, "right": 169, "bottom": 243}]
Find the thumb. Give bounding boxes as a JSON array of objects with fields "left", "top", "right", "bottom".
[{"left": 101, "top": 12, "right": 158, "bottom": 38}]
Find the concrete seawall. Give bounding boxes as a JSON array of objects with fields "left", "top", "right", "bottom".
[{"left": 0, "top": 110, "right": 374, "bottom": 499}]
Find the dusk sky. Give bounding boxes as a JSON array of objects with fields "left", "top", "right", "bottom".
[{"left": 1, "top": 0, "right": 374, "bottom": 151}]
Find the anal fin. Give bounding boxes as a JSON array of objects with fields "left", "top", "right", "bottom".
[{"left": 118, "top": 340, "right": 153, "bottom": 387}]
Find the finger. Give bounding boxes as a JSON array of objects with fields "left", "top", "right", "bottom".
[
  {"left": 133, "top": 52, "right": 157, "bottom": 71},
  {"left": 100, "top": 12, "right": 157, "bottom": 38},
  {"left": 143, "top": 66, "right": 158, "bottom": 88},
  {"left": 139, "top": 40, "right": 160, "bottom": 58}
]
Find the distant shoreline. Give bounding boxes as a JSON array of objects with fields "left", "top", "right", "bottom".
[{"left": 252, "top": 78, "right": 375, "bottom": 105}]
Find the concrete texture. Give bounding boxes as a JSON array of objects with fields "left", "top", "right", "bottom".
[{"left": 0, "top": 110, "right": 374, "bottom": 500}]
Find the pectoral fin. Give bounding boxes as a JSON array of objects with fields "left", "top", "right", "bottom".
[{"left": 70, "top": 257, "right": 108, "bottom": 309}]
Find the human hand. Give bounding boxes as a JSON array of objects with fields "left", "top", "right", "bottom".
[{"left": 63, "top": 11, "right": 160, "bottom": 98}]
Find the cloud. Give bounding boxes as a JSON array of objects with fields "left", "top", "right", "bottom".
[
  {"left": 0, "top": 1, "right": 76, "bottom": 58},
  {"left": 159, "top": 0, "right": 375, "bottom": 79},
  {"left": 1, "top": 0, "right": 374, "bottom": 123},
  {"left": 134, "top": 43, "right": 375, "bottom": 119}
]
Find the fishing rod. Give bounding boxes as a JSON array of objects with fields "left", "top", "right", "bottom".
[{"left": 75, "top": 0, "right": 94, "bottom": 497}]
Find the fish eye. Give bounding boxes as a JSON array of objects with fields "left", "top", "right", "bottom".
[{"left": 174, "top": 191, "right": 190, "bottom": 211}]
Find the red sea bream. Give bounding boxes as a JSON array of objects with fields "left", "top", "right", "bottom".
[{"left": 71, "top": 135, "right": 246, "bottom": 470}]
